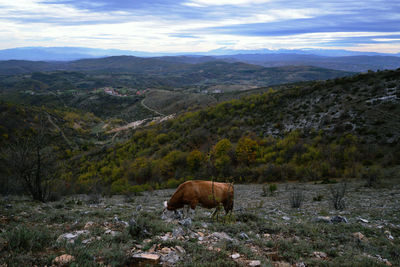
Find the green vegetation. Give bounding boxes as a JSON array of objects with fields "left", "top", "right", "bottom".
[{"left": 1, "top": 68, "right": 400, "bottom": 196}]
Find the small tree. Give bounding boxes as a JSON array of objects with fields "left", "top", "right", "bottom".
[{"left": 2, "top": 115, "right": 57, "bottom": 202}]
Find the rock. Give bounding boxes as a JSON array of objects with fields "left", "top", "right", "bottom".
[
  {"left": 179, "top": 218, "right": 192, "bottom": 227},
  {"left": 5, "top": 204, "right": 12, "bottom": 209},
  {"left": 249, "top": 260, "right": 261, "bottom": 266},
  {"left": 160, "top": 232, "right": 172, "bottom": 241},
  {"left": 211, "top": 232, "right": 234, "bottom": 242},
  {"left": 175, "top": 245, "right": 185, "bottom": 254},
  {"left": 331, "top": 215, "right": 348, "bottom": 223},
  {"left": 295, "top": 262, "right": 306, "bottom": 267},
  {"left": 273, "top": 261, "right": 291, "bottom": 267},
  {"left": 358, "top": 218, "right": 369, "bottom": 223},
  {"left": 161, "top": 251, "right": 180, "bottom": 265},
  {"left": 174, "top": 210, "right": 184, "bottom": 220},
  {"left": 104, "top": 229, "right": 121, "bottom": 237},
  {"left": 313, "top": 251, "right": 327, "bottom": 258},
  {"left": 172, "top": 227, "right": 185, "bottom": 238},
  {"left": 201, "top": 222, "right": 208, "bottom": 228},
  {"left": 84, "top": 221, "right": 94, "bottom": 230},
  {"left": 282, "top": 216, "right": 291, "bottom": 221},
  {"left": 239, "top": 232, "right": 249, "bottom": 240},
  {"left": 197, "top": 231, "right": 205, "bottom": 237},
  {"left": 57, "top": 230, "right": 90, "bottom": 244},
  {"left": 160, "top": 247, "right": 171, "bottom": 254},
  {"left": 384, "top": 230, "right": 394, "bottom": 240},
  {"left": 136, "top": 205, "right": 142, "bottom": 211},
  {"left": 52, "top": 254, "right": 75, "bottom": 266},
  {"left": 82, "top": 237, "right": 95, "bottom": 244},
  {"left": 353, "top": 232, "right": 368, "bottom": 242},
  {"left": 312, "top": 216, "right": 332, "bottom": 223},
  {"left": 231, "top": 253, "right": 240, "bottom": 259},
  {"left": 131, "top": 253, "right": 160, "bottom": 266}
]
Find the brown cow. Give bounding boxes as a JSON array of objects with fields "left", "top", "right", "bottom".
[{"left": 164, "top": 180, "right": 234, "bottom": 216}]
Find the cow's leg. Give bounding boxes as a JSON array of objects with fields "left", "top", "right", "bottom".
[{"left": 211, "top": 204, "right": 222, "bottom": 220}]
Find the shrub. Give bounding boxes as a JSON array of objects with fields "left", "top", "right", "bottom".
[
  {"left": 361, "top": 165, "right": 382, "bottom": 188},
  {"left": 290, "top": 187, "right": 304, "bottom": 208},
  {"left": 330, "top": 181, "right": 347, "bottom": 210},
  {"left": 2, "top": 225, "right": 54, "bottom": 253}
]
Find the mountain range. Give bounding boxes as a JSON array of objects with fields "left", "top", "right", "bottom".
[{"left": 1, "top": 47, "right": 400, "bottom": 73}]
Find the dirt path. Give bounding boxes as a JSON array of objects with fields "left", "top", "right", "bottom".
[
  {"left": 46, "top": 113, "right": 75, "bottom": 149},
  {"left": 141, "top": 98, "right": 165, "bottom": 116}
]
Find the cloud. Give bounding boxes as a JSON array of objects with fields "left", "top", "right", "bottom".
[{"left": 0, "top": 0, "right": 399, "bottom": 53}]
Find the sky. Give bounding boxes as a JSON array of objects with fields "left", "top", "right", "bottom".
[{"left": 0, "top": 0, "right": 400, "bottom": 53}]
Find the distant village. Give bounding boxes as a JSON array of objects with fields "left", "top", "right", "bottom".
[{"left": 100, "top": 87, "right": 149, "bottom": 97}]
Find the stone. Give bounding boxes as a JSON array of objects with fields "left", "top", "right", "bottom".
[
  {"left": 353, "top": 232, "right": 368, "bottom": 242},
  {"left": 161, "top": 251, "right": 180, "bottom": 265},
  {"left": 231, "top": 253, "right": 240, "bottom": 259},
  {"left": 312, "top": 216, "right": 331, "bottom": 223},
  {"left": 104, "top": 229, "right": 121, "bottom": 237},
  {"left": 249, "top": 260, "right": 261, "bottom": 266},
  {"left": 313, "top": 251, "right": 327, "bottom": 258},
  {"left": 52, "top": 254, "right": 75, "bottom": 266},
  {"left": 57, "top": 230, "right": 90, "bottom": 244},
  {"left": 358, "top": 218, "right": 369, "bottom": 223},
  {"left": 239, "top": 232, "right": 249, "bottom": 240},
  {"left": 173, "top": 227, "right": 185, "bottom": 238},
  {"left": 384, "top": 230, "right": 394, "bottom": 240},
  {"left": 273, "top": 261, "right": 291, "bottom": 267},
  {"left": 175, "top": 245, "right": 185, "bottom": 254},
  {"left": 282, "top": 216, "right": 291, "bottom": 221},
  {"left": 179, "top": 218, "right": 192, "bottom": 227},
  {"left": 136, "top": 205, "right": 142, "bottom": 211},
  {"left": 84, "top": 221, "right": 94, "bottom": 230},
  {"left": 131, "top": 253, "right": 160, "bottom": 266},
  {"left": 161, "top": 247, "right": 171, "bottom": 254},
  {"left": 331, "top": 215, "right": 348, "bottom": 223},
  {"left": 82, "top": 237, "right": 95, "bottom": 245},
  {"left": 211, "top": 232, "right": 234, "bottom": 241}
]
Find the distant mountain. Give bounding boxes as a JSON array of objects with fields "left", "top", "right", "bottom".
[
  {"left": 218, "top": 54, "right": 400, "bottom": 72},
  {"left": 1, "top": 46, "right": 399, "bottom": 62},
  {"left": 0, "top": 47, "right": 159, "bottom": 61},
  {"left": 0, "top": 56, "right": 353, "bottom": 87}
]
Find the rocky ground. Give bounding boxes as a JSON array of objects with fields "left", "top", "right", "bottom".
[{"left": 0, "top": 179, "right": 399, "bottom": 266}]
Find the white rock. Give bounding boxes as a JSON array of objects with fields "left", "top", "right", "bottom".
[
  {"left": 231, "top": 253, "right": 240, "bottom": 259},
  {"left": 249, "top": 260, "right": 261, "bottom": 266}
]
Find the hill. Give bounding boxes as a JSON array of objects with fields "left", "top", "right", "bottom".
[
  {"left": 59, "top": 69, "right": 400, "bottom": 193},
  {"left": 220, "top": 54, "right": 400, "bottom": 72}
]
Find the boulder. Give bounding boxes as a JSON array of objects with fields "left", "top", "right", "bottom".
[
  {"left": 131, "top": 253, "right": 160, "bottom": 266},
  {"left": 53, "top": 254, "right": 75, "bottom": 266},
  {"left": 57, "top": 230, "right": 90, "bottom": 244},
  {"left": 330, "top": 215, "right": 348, "bottom": 223},
  {"left": 249, "top": 260, "right": 261, "bottom": 266}
]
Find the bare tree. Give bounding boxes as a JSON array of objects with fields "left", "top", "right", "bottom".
[{"left": 2, "top": 115, "right": 57, "bottom": 202}]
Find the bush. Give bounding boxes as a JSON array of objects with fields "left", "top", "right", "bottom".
[
  {"left": 2, "top": 225, "right": 54, "bottom": 253},
  {"left": 290, "top": 187, "right": 304, "bottom": 208},
  {"left": 330, "top": 181, "right": 347, "bottom": 210},
  {"left": 361, "top": 165, "right": 382, "bottom": 187}
]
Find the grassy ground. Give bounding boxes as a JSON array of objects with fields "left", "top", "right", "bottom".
[{"left": 0, "top": 178, "right": 399, "bottom": 266}]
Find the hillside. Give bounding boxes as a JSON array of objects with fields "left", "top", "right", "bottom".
[{"left": 58, "top": 69, "right": 400, "bottom": 194}]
